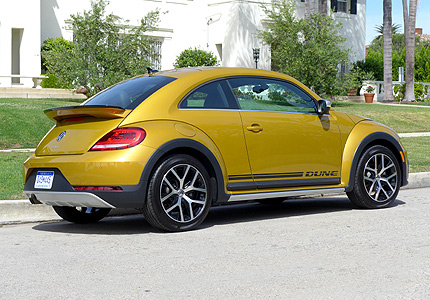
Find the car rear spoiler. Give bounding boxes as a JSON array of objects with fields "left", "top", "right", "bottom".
[{"left": 44, "top": 105, "right": 131, "bottom": 122}]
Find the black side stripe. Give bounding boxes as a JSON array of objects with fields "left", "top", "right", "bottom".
[
  {"left": 229, "top": 172, "right": 304, "bottom": 181},
  {"left": 227, "top": 178, "right": 341, "bottom": 191}
]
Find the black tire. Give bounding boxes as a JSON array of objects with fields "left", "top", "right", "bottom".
[
  {"left": 53, "top": 206, "right": 111, "bottom": 224},
  {"left": 143, "top": 154, "right": 212, "bottom": 232},
  {"left": 347, "top": 145, "right": 401, "bottom": 209}
]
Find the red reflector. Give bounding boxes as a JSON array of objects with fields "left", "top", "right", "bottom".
[
  {"left": 73, "top": 186, "right": 123, "bottom": 191},
  {"left": 90, "top": 127, "right": 146, "bottom": 151},
  {"left": 65, "top": 117, "right": 85, "bottom": 122}
]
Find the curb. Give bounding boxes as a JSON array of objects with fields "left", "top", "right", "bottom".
[{"left": 1, "top": 172, "right": 430, "bottom": 225}]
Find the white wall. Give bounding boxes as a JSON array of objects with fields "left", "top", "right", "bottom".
[
  {"left": 0, "top": 0, "right": 366, "bottom": 88},
  {"left": 335, "top": 0, "right": 366, "bottom": 62},
  {"left": 295, "top": 0, "right": 366, "bottom": 63},
  {"left": 0, "top": 0, "right": 41, "bottom": 88}
]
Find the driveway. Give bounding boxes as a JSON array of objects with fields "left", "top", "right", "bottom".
[{"left": 1, "top": 188, "right": 429, "bottom": 299}]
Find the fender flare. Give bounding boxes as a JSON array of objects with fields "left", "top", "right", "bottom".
[
  {"left": 344, "top": 132, "right": 408, "bottom": 192},
  {"left": 139, "top": 138, "right": 228, "bottom": 203}
]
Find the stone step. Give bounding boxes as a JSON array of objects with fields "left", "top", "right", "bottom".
[{"left": 0, "top": 88, "right": 87, "bottom": 99}]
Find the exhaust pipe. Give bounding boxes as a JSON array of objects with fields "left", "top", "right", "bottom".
[{"left": 29, "top": 193, "right": 42, "bottom": 205}]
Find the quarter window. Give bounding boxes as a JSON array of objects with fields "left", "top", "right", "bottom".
[
  {"left": 227, "top": 77, "right": 317, "bottom": 113},
  {"left": 180, "top": 80, "right": 237, "bottom": 109}
]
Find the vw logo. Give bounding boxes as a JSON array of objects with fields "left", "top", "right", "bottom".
[{"left": 57, "top": 131, "right": 66, "bottom": 142}]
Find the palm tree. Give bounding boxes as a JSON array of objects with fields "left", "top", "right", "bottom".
[
  {"left": 402, "top": 0, "right": 418, "bottom": 102},
  {"left": 383, "top": 0, "right": 394, "bottom": 102},
  {"left": 374, "top": 23, "right": 401, "bottom": 39}
]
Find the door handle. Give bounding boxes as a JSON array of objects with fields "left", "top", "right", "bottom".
[{"left": 247, "top": 124, "right": 263, "bottom": 133}]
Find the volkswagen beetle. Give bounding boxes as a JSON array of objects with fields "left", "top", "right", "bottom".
[{"left": 23, "top": 67, "right": 408, "bottom": 231}]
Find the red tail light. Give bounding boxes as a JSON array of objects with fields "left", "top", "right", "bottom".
[
  {"left": 74, "top": 186, "right": 123, "bottom": 191},
  {"left": 90, "top": 127, "right": 146, "bottom": 151}
]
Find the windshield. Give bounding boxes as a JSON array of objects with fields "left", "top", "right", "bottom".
[{"left": 84, "top": 76, "right": 176, "bottom": 109}]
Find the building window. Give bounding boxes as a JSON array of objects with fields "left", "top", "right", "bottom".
[
  {"left": 149, "top": 40, "right": 162, "bottom": 70},
  {"left": 337, "top": 0, "right": 347, "bottom": 13},
  {"left": 331, "top": 0, "right": 357, "bottom": 15}
]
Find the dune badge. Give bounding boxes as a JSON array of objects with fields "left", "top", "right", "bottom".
[{"left": 57, "top": 131, "right": 66, "bottom": 142}]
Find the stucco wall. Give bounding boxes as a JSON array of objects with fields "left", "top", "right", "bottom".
[
  {"left": 0, "top": 0, "right": 41, "bottom": 88},
  {"left": 0, "top": 0, "right": 366, "bottom": 88}
]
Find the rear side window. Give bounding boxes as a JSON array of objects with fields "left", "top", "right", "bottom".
[
  {"left": 84, "top": 76, "right": 176, "bottom": 109},
  {"left": 180, "top": 80, "right": 238, "bottom": 109}
]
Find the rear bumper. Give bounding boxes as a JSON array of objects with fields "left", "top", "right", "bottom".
[
  {"left": 23, "top": 168, "right": 146, "bottom": 208},
  {"left": 23, "top": 191, "right": 115, "bottom": 208}
]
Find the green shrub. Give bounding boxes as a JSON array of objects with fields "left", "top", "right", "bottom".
[{"left": 174, "top": 48, "right": 218, "bottom": 68}]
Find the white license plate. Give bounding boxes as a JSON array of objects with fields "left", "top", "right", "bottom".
[{"left": 34, "top": 171, "right": 54, "bottom": 189}]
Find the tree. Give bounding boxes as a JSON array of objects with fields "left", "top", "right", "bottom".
[
  {"left": 173, "top": 48, "right": 218, "bottom": 68},
  {"left": 41, "top": 37, "right": 74, "bottom": 73},
  {"left": 318, "top": 0, "right": 328, "bottom": 15},
  {"left": 304, "top": 0, "right": 315, "bottom": 20},
  {"left": 402, "top": 0, "right": 418, "bottom": 102},
  {"left": 375, "top": 23, "right": 401, "bottom": 37},
  {"left": 259, "top": 0, "right": 349, "bottom": 97},
  {"left": 383, "top": 0, "right": 394, "bottom": 102},
  {"left": 42, "top": 0, "right": 160, "bottom": 95}
]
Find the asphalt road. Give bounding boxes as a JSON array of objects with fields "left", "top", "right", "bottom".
[{"left": 1, "top": 188, "right": 429, "bottom": 299}]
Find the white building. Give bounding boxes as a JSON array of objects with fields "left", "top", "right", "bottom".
[{"left": 0, "top": 0, "right": 366, "bottom": 88}]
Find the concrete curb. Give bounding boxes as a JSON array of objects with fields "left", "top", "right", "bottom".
[{"left": 1, "top": 172, "right": 429, "bottom": 225}]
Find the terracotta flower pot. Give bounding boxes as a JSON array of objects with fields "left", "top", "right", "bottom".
[{"left": 364, "top": 93, "right": 375, "bottom": 103}]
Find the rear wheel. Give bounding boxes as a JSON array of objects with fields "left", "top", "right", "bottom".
[
  {"left": 53, "top": 206, "right": 111, "bottom": 224},
  {"left": 143, "top": 154, "right": 212, "bottom": 232},
  {"left": 347, "top": 145, "right": 400, "bottom": 209}
]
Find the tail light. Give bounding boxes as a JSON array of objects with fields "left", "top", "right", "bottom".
[
  {"left": 90, "top": 127, "right": 146, "bottom": 151},
  {"left": 74, "top": 186, "right": 123, "bottom": 191}
]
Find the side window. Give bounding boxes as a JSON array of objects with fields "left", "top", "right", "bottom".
[
  {"left": 228, "top": 77, "right": 317, "bottom": 113},
  {"left": 180, "top": 80, "right": 236, "bottom": 109}
]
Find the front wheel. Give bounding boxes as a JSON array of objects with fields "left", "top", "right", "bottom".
[
  {"left": 143, "top": 154, "right": 212, "bottom": 232},
  {"left": 347, "top": 145, "right": 401, "bottom": 209},
  {"left": 53, "top": 206, "right": 111, "bottom": 224}
]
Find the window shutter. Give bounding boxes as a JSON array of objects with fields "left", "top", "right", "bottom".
[
  {"left": 350, "top": 0, "right": 357, "bottom": 15},
  {"left": 331, "top": 0, "right": 338, "bottom": 12}
]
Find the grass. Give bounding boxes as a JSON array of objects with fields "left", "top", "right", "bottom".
[
  {"left": 0, "top": 98, "right": 83, "bottom": 149},
  {"left": 0, "top": 152, "right": 30, "bottom": 200},
  {"left": 332, "top": 102, "right": 430, "bottom": 133},
  {"left": 400, "top": 136, "right": 430, "bottom": 173}
]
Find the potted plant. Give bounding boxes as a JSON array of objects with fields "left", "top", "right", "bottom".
[{"left": 364, "top": 85, "right": 375, "bottom": 103}]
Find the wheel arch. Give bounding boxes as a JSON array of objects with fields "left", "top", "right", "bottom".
[
  {"left": 139, "top": 138, "right": 228, "bottom": 204},
  {"left": 344, "top": 132, "right": 408, "bottom": 192}
]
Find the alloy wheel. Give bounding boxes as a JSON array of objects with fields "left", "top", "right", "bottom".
[
  {"left": 363, "top": 153, "right": 398, "bottom": 202},
  {"left": 160, "top": 163, "right": 207, "bottom": 223}
]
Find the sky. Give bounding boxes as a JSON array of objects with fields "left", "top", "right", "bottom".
[{"left": 366, "top": 0, "right": 430, "bottom": 45}]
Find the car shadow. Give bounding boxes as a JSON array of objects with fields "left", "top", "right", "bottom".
[{"left": 32, "top": 196, "right": 406, "bottom": 235}]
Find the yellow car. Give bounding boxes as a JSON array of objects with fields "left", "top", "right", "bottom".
[{"left": 23, "top": 67, "right": 408, "bottom": 231}]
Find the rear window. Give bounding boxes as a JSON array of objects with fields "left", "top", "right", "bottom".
[{"left": 83, "top": 76, "right": 176, "bottom": 109}]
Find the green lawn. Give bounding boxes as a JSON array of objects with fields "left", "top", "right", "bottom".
[
  {"left": 332, "top": 102, "right": 430, "bottom": 133},
  {"left": 0, "top": 152, "right": 30, "bottom": 200},
  {"left": 401, "top": 136, "right": 430, "bottom": 173},
  {"left": 0, "top": 98, "right": 83, "bottom": 149}
]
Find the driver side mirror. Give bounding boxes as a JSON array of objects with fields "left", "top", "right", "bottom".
[{"left": 317, "top": 99, "right": 331, "bottom": 115}]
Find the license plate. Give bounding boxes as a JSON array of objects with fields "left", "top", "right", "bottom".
[{"left": 34, "top": 171, "right": 54, "bottom": 189}]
